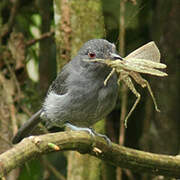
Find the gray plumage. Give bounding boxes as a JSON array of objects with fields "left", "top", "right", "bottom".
[{"left": 12, "top": 39, "right": 121, "bottom": 144}]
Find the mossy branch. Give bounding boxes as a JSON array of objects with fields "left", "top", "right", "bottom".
[{"left": 0, "top": 131, "right": 180, "bottom": 178}]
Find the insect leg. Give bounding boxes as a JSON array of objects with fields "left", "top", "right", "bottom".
[
  {"left": 104, "top": 68, "right": 116, "bottom": 86},
  {"left": 129, "top": 72, "right": 160, "bottom": 112},
  {"left": 121, "top": 73, "right": 141, "bottom": 127}
]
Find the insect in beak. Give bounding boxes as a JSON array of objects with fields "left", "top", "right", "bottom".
[{"left": 87, "top": 41, "right": 168, "bottom": 127}]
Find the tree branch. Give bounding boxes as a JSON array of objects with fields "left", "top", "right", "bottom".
[
  {"left": 25, "top": 30, "right": 55, "bottom": 47},
  {"left": 1, "top": 0, "right": 19, "bottom": 38},
  {"left": 0, "top": 131, "right": 180, "bottom": 178}
]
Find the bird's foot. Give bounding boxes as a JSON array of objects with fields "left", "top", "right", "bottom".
[{"left": 65, "top": 123, "right": 111, "bottom": 145}]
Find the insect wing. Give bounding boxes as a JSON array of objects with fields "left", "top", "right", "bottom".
[
  {"left": 124, "top": 58, "right": 167, "bottom": 69},
  {"left": 120, "top": 62, "right": 167, "bottom": 76},
  {"left": 125, "top": 41, "right": 160, "bottom": 62}
]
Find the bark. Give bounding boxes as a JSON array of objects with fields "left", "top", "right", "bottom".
[{"left": 0, "top": 131, "right": 180, "bottom": 178}]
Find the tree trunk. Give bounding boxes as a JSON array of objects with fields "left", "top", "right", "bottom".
[
  {"left": 37, "top": 0, "right": 56, "bottom": 95},
  {"left": 53, "top": 0, "right": 111, "bottom": 179}
]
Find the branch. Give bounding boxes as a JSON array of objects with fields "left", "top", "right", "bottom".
[
  {"left": 1, "top": 0, "right": 19, "bottom": 38},
  {"left": 25, "top": 30, "right": 55, "bottom": 47},
  {"left": 0, "top": 131, "right": 180, "bottom": 178}
]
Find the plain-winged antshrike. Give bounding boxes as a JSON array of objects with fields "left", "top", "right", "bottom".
[{"left": 12, "top": 39, "right": 122, "bottom": 144}]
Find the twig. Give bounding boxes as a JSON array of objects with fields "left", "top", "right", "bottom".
[
  {"left": 0, "top": 131, "right": 180, "bottom": 178},
  {"left": 0, "top": 0, "right": 19, "bottom": 37},
  {"left": 9, "top": 104, "right": 18, "bottom": 136},
  {"left": 119, "top": 0, "right": 126, "bottom": 146},
  {"left": 25, "top": 30, "right": 55, "bottom": 47},
  {"left": 20, "top": 106, "right": 32, "bottom": 117},
  {"left": 117, "top": 0, "right": 129, "bottom": 179}
]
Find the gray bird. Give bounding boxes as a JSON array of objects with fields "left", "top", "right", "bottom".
[{"left": 12, "top": 39, "right": 122, "bottom": 144}]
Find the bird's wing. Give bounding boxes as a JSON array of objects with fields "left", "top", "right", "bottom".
[{"left": 48, "top": 65, "right": 69, "bottom": 95}]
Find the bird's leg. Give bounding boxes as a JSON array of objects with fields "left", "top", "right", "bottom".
[
  {"left": 121, "top": 72, "right": 141, "bottom": 127},
  {"left": 65, "top": 123, "right": 95, "bottom": 136},
  {"left": 129, "top": 72, "right": 160, "bottom": 112},
  {"left": 65, "top": 123, "right": 111, "bottom": 145},
  {"left": 104, "top": 68, "right": 116, "bottom": 86}
]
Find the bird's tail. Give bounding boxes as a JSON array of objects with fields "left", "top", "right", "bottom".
[{"left": 12, "top": 109, "right": 43, "bottom": 144}]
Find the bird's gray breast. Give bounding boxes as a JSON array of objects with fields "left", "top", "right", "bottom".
[{"left": 42, "top": 60, "right": 118, "bottom": 128}]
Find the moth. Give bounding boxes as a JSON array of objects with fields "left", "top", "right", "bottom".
[{"left": 89, "top": 42, "right": 168, "bottom": 127}]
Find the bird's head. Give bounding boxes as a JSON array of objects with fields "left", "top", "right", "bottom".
[{"left": 78, "top": 39, "right": 122, "bottom": 61}]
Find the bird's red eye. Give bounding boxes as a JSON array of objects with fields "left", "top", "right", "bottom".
[{"left": 88, "top": 52, "right": 96, "bottom": 59}]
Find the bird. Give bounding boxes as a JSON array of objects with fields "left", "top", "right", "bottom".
[{"left": 12, "top": 39, "right": 122, "bottom": 144}]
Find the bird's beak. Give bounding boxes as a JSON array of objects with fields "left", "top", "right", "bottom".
[{"left": 110, "top": 53, "right": 123, "bottom": 60}]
